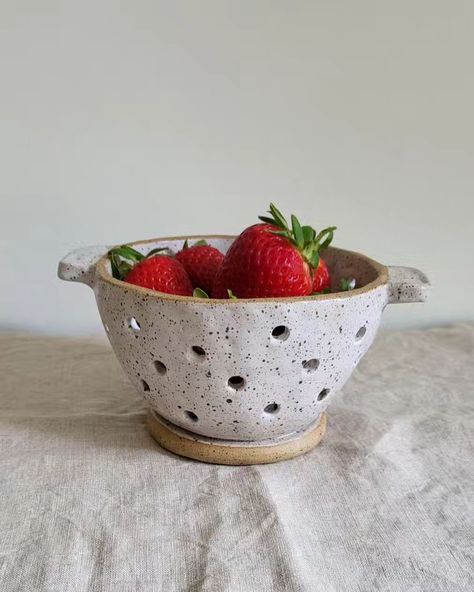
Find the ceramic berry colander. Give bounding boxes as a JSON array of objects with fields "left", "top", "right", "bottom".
[{"left": 58, "top": 236, "right": 429, "bottom": 464}]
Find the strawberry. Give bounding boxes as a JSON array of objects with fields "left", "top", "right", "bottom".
[
  {"left": 212, "top": 204, "right": 336, "bottom": 298},
  {"left": 108, "top": 245, "right": 193, "bottom": 296},
  {"left": 124, "top": 256, "right": 193, "bottom": 295},
  {"left": 175, "top": 240, "right": 224, "bottom": 294},
  {"left": 312, "top": 258, "right": 331, "bottom": 293}
]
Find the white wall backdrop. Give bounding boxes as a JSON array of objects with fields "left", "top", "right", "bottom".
[{"left": 1, "top": 1, "right": 472, "bottom": 335}]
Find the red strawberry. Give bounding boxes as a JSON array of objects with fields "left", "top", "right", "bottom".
[
  {"left": 175, "top": 240, "right": 224, "bottom": 294},
  {"left": 124, "top": 255, "right": 193, "bottom": 295},
  {"left": 212, "top": 204, "right": 336, "bottom": 299},
  {"left": 108, "top": 245, "right": 193, "bottom": 296},
  {"left": 312, "top": 257, "right": 331, "bottom": 293},
  {"left": 212, "top": 224, "right": 310, "bottom": 298}
]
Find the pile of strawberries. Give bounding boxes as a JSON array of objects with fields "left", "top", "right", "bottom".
[{"left": 108, "top": 204, "right": 343, "bottom": 298}]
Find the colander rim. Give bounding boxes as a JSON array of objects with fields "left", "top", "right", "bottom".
[{"left": 96, "top": 234, "right": 389, "bottom": 304}]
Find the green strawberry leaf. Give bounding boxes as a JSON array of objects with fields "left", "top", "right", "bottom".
[
  {"left": 146, "top": 247, "right": 169, "bottom": 258},
  {"left": 291, "top": 214, "right": 304, "bottom": 249},
  {"left": 110, "top": 253, "right": 121, "bottom": 279},
  {"left": 268, "top": 203, "right": 289, "bottom": 230},
  {"left": 123, "top": 245, "right": 144, "bottom": 260},
  {"left": 227, "top": 289, "right": 238, "bottom": 299},
  {"left": 193, "top": 287, "right": 209, "bottom": 298},
  {"left": 117, "top": 261, "right": 132, "bottom": 278},
  {"left": 315, "top": 226, "right": 337, "bottom": 250},
  {"left": 269, "top": 230, "right": 291, "bottom": 237},
  {"left": 258, "top": 216, "right": 277, "bottom": 225},
  {"left": 109, "top": 245, "right": 144, "bottom": 262},
  {"left": 269, "top": 230, "right": 298, "bottom": 249},
  {"left": 192, "top": 239, "right": 208, "bottom": 247},
  {"left": 314, "top": 287, "right": 332, "bottom": 295},
  {"left": 183, "top": 239, "right": 189, "bottom": 250},
  {"left": 340, "top": 277, "right": 356, "bottom": 291},
  {"left": 110, "top": 254, "right": 125, "bottom": 279},
  {"left": 108, "top": 250, "right": 133, "bottom": 280},
  {"left": 302, "top": 225, "right": 316, "bottom": 243}
]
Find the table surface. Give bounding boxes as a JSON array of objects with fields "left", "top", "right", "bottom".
[{"left": 1, "top": 326, "right": 473, "bottom": 592}]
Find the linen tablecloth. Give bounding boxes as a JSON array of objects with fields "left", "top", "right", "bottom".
[{"left": 1, "top": 326, "right": 473, "bottom": 592}]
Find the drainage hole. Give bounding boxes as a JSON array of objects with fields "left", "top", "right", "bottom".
[
  {"left": 264, "top": 403, "right": 280, "bottom": 414},
  {"left": 191, "top": 345, "right": 206, "bottom": 359},
  {"left": 318, "top": 388, "right": 330, "bottom": 401},
  {"left": 302, "top": 359, "right": 319, "bottom": 372},
  {"left": 128, "top": 317, "right": 141, "bottom": 332},
  {"left": 271, "top": 325, "right": 290, "bottom": 341},
  {"left": 154, "top": 361, "right": 167, "bottom": 375},
  {"left": 227, "top": 376, "right": 245, "bottom": 390}
]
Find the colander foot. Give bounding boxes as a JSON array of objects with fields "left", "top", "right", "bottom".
[{"left": 147, "top": 410, "right": 327, "bottom": 465}]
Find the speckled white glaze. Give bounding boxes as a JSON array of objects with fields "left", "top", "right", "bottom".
[{"left": 58, "top": 236, "right": 430, "bottom": 442}]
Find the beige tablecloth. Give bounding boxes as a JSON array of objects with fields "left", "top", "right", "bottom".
[{"left": 1, "top": 327, "right": 473, "bottom": 592}]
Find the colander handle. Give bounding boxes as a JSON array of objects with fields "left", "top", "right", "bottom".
[
  {"left": 387, "top": 266, "right": 430, "bottom": 304},
  {"left": 58, "top": 245, "right": 110, "bottom": 288}
]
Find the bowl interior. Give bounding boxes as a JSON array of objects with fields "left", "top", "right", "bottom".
[{"left": 102, "top": 236, "right": 384, "bottom": 295}]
